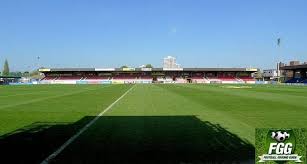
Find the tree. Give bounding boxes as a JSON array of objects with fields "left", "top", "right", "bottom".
[
  {"left": 253, "top": 70, "right": 263, "bottom": 80},
  {"left": 10, "top": 72, "right": 22, "bottom": 77},
  {"left": 145, "top": 64, "right": 153, "bottom": 68},
  {"left": 29, "top": 69, "right": 43, "bottom": 79},
  {"left": 120, "top": 65, "right": 128, "bottom": 68},
  {"left": 23, "top": 71, "right": 30, "bottom": 77},
  {"left": 2, "top": 59, "right": 9, "bottom": 76},
  {"left": 30, "top": 70, "right": 39, "bottom": 76}
]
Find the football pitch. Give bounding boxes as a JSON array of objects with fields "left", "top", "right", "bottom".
[{"left": 0, "top": 84, "right": 307, "bottom": 163}]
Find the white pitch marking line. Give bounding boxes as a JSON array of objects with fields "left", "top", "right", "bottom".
[{"left": 40, "top": 85, "right": 135, "bottom": 164}]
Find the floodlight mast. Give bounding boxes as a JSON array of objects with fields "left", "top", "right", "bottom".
[
  {"left": 277, "top": 62, "right": 280, "bottom": 83},
  {"left": 276, "top": 37, "right": 281, "bottom": 83},
  {"left": 37, "top": 56, "right": 40, "bottom": 70}
]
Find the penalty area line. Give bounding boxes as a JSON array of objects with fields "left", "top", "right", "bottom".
[{"left": 40, "top": 85, "right": 135, "bottom": 164}]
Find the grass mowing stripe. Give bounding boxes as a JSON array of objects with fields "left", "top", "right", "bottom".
[
  {"left": 0, "top": 85, "right": 123, "bottom": 136},
  {"left": 40, "top": 84, "right": 135, "bottom": 164},
  {"left": 51, "top": 84, "right": 255, "bottom": 163},
  {"left": 0, "top": 85, "right": 110, "bottom": 110},
  {"left": 160, "top": 84, "right": 307, "bottom": 142},
  {"left": 0, "top": 91, "right": 52, "bottom": 98},
  {"left": 154, "top": 84, "right": 255, "bottom": 142},
  {"left": 184, "top": 84, "right": 307, "bottom": 108},
  {"left": 0, "top": 85, "right": 100, "bottom": 98}
]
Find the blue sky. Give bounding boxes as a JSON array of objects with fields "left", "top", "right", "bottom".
[{"left": 0, "top": 0, "right": 307, "bottom": 71}]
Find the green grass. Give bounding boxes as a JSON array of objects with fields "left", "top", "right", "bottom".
[
  {"left": 0, "top": 84, "right": 306, "bottom": 163},
  {"left": 0, "top": 84, "right": 131, "bottom": 135}
]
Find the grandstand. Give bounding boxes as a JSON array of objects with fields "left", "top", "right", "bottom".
[
  {"left": 280, "top": 62, "right": 307, "bottom": 84},
  {"left": 0, "top": 76, "right": 21, "bottom": 85},
  {"left": 39, "top": 67, "right": 258, "bottom": 84}
]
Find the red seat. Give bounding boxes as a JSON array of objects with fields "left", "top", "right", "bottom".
[
  {"left": 239, "top": 77, "right": 255, "bottom": 81},
  {"left": 41, "top": 76, "right": 56, "bottom": 80},
  {"left": 58, "top": 76, "right": 82, "bottom": 80},
  {"left": 86, "top": 76, "right": 109, "bottom": 80}
]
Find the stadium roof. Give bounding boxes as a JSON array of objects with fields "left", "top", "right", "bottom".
[
  {"left": 280, "top": 64, "right": 307, "bottom": 70},
  {"left": 39, "top": 68, "right": 258, "bottom": 72},
  {"left": 0, "top": 76, "right": 21, "bottom": 78}
]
